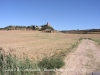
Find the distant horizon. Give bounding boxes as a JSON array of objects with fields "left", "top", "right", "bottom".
[
  {"left": 0, "top": 0, "right": 100, "bottom": 30},
  {"left": 0, "top": 24, "right": 100, "bottom": 31}
]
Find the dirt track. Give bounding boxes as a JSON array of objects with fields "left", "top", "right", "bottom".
[{"left": 60, "top": 39, "right": 100, "bottom": 75}]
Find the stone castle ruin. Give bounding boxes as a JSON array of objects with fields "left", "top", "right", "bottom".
[{"left": 42, "top": 22, "right": 58, "bottom": 33}]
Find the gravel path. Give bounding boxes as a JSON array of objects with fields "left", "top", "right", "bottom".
[{"left": 60, "top": 39, "right": 100, "bottom": 75}]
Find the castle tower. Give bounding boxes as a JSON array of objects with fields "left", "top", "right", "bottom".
[{"left": 47, "top": 22, "right": 50, "bottom": 27}]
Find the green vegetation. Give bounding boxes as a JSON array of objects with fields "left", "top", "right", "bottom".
[
  {"left": 0, "top": 48, "right": 40, "bottom": 75},
  {"left": 93, "top": 39, "right": 100, "bottom": 45},
  {"left": 82, "top": 38, "right": 100, "bottom": 45},
  {"left": 39, "top": 25, "right": 54, "bottom": 31},
  {"left": 0, "top": 23, "right": 54, "bottom": 31},
  {"left": 85, "top": 38, "right": 100, "bottom": 45},
  {"left": 38, "top": 56, "right": 65, "bottom": 75},
  {"left": 0, "top": 47, "right": 64, "bottom": 75},
  {"left": 79, "top": 38, "right": 83, "bottom": 41},
  {"left": 60, "top": 29, "right": 100, "bottom": 34},
  {"left": 38, "top": 56, "right": 65, "bottom": 69}
]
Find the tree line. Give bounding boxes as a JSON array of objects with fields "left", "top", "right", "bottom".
[
  {"left": 60, "top": 29, "right": 100, "bottom": 34},
  {"left": 0, "top": 24, "right": 54, "bottom": 31}
]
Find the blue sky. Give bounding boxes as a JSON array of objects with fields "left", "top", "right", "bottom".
[{"left": 0, "top": 0, "right": 100, "bottom": 30}]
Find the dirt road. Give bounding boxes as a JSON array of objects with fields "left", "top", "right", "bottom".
[{"left": 60, "top": 39, "right": 100, "bottom": 75}]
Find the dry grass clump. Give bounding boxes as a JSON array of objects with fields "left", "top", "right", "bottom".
[{"left": 0, "top": 47, "right": 65, "bottom": 75}]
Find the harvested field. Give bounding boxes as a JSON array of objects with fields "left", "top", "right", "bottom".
[
  {"left": 0, "top": 30, "right": 100, "bottom": 60},
  {"left": 0, "top": 30, "right": 77, "bottom": 60}
]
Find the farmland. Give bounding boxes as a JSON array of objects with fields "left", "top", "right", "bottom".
[
  {"left": 0, "top": 30, "right": 100, "bottom": 60},
  {"left": 0, "top": 30, "right": 100, "bottom": 75},
  {"left": 0, "top": 30, "right": 77, "bottom": 60}
]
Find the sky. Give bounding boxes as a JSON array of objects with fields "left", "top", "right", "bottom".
[{"left": 0, "top": 0, "right": 100, "bottom": 30}]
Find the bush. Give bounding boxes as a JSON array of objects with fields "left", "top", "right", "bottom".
[
  {"left": 79, "top": 38, "right": 83, "bottom": 41},
  {"left": 38, "top": 56, "right": 65, "bottom": 69}
]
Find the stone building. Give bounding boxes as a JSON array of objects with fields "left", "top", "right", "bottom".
[{"left": 47, "top": 22, "right": 51, "bottom": 27}]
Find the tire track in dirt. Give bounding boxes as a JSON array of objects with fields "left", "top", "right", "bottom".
[{"left": 59, "top": 39, "right": 100, "bottom": 75}]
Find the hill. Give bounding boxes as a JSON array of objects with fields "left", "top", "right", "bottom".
[
  {"left": 60, "top": 29, "right": 100, "bottom": 34},
  {"left": 0, "top": 22, "right": 54, "bottom": 31}
]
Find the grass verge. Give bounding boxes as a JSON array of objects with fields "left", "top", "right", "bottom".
[
  {"left": 0, "top": 48, "right": 40, "bottom": 75},
  {"left": 0, "top": 47, "right": 65, "bottom": 75}
]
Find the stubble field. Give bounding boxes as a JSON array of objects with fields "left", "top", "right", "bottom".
[{"left": 0, "top": 30, "right": 100, "bottom": 60}]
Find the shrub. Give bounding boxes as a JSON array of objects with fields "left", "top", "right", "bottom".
[
  {"left": 79, "top": 38, "right": 83, "bottom": 41},
  {"left": 38, "top": 56, "right": 65, "bottom": 69}
]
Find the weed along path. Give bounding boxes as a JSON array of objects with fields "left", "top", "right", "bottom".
[{"left": 60, "top": 39, "right": 100, "bottom": 75}]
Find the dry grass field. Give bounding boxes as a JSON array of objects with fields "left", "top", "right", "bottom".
[{"left": 0, "top": 30, "right": 100, "bottom": 60}]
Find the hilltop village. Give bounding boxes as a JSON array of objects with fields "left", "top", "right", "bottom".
[
  {"left": 0, "top": 22, "right": 100, "bottom": 34},
  {"left": 0, "top": 22, "right": 58, "bottom": 33}
]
